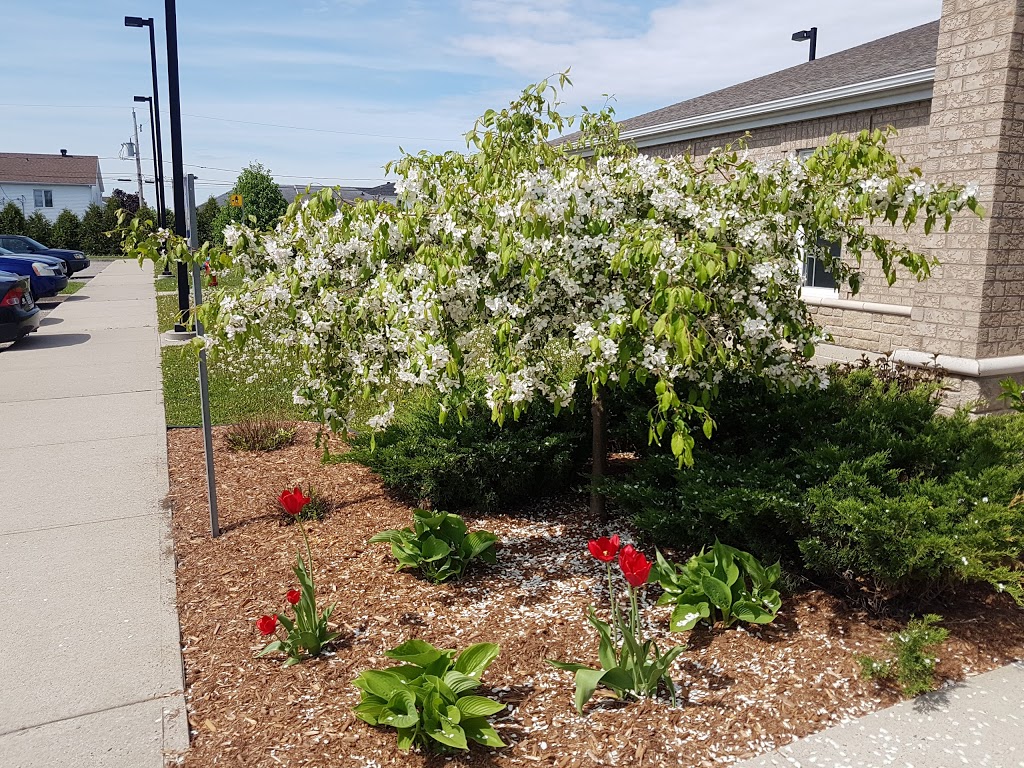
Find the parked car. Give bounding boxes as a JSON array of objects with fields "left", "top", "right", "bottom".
[
  {"left": 0, "top": 247, "right": 68, "bottom": 298},
  {"left": 0, "top": 270, "right": 41, "bottom": 343},
  {"left": 0, "top": 234, "right": 90, "bottom": 275}
]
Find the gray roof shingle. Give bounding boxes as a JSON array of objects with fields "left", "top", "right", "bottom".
[{"left": 596, "top": 21, "right": 939, "bottom": 138}]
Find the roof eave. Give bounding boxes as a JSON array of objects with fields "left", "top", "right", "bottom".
[{"left": 609, "top": 68, "right": 935, "bottom": 152}]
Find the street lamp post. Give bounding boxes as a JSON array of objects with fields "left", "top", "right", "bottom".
[
  {"left": 792, "top": 27, "right": 818, "bottom": 62},
  {"left": 123, "top": 17, "right": 166, "bottom": 229},
  {"left": 163, "top": 0, "right": 190, "bottom": 331},
  {"left": 133, "top": 96, "right": 163, "bottom": 221}
]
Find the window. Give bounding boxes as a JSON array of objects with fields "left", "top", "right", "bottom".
[
  {"left": 797, "top": 148, "right": 839, "bottom": 295},
  {"left": 33, "top": 189, "right": 53, "bottom": 208}
]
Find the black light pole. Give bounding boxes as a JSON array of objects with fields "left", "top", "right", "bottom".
[
  {"left": 164, "top": 0, "right": 190, "bottom": 332},
  {"left": 124, "top": 17, "right": 166, "bottom": 229},
  {"left": 133, "top": 96, "right": 163, "bottom": 223},
  {"left": 792, "top": 27, "right": 818, "bottom": 62}
]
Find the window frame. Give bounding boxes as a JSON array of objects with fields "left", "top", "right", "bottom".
[
  {"left": 795, "top": 148, "right": 840, "bottom": 299},
  {"left": 33, "top": 189, "right": 54, "bottom": 209}
]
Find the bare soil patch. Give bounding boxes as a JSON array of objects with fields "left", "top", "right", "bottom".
[{"left": 167, "top": 425, "right": 1024, "bottom": 767}]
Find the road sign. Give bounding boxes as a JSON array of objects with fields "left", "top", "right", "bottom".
[{"left": 229, "top": 194, "right": 243, "bottom": 207}]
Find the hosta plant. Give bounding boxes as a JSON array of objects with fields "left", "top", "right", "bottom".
[
  {"left": 353, "top": 639, "right": 506, "bottom": 751},
  {"left": 654, "top": 540, "right": 782, "bottom": 631},
  {"left": 369, "top": 509, "right": 498, "bottom": 583},
  {"left": 255, "top": 488, "right": 339, "bottom": 665},
  {"left": 549, "top": 537, "right": 684, "bottom": 713}
]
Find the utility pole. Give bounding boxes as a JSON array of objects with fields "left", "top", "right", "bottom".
[{"left": 131, "top": 108, "right": 146, "bottom": 208}]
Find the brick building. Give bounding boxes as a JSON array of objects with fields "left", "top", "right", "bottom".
[{"left": 612, "top": 0, "right": 1024, "bottom": 409}]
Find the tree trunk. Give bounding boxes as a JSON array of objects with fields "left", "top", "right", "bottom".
[{"left": 590, "top": 388, "right": 608, "bottom": 522}]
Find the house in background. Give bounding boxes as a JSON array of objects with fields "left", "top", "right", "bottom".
[
  {"left": 0, "top": 151, "right": 104, "bottom": 221},
  {"left": 598, "top": 0, "right": 1024, "bottom": 409}
]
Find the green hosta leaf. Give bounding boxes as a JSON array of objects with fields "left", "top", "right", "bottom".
[
  {"left": 454, "top": 643, "right": 500, "bottom": 678},
  {"left": 670, "top": 601, "right": 710, "bottom": 632},
  {"left": 463, "top": 717, "right": 507, "bottom": 748},
  {"left": 443, "top": 671, "right": 481, "bottom": 695},
  {"left": 701, "top": 574, "right": 733, "bottom": 615},
  {"left": 463, "top": 530, "right": 499, "bottom": 559},
  {"left": 456, "top": 695, "right": 505, "bottom": 718},
  {"left": 732, "top": 600, "right": 777, "bottom": 624},
  {"left": 353, "top": 670, "right": 407, "bottom": 700},
  {"left": 368, "top": 529, "right": 406, "bottom": 545},
  {"left": 396, "top": 726, "right": 416, "bottom": 751},
  {"left": 386, "top": 639, "right": 446, "bottom": 666},
  {"left": 438, "top": 513, "right": 468, "bottom": 543},
  {"left": 428, "top": 718, "right": 468, "bottom": 750},
  {"left": 420, "top": 536, "right": 452, "bottom": 562},
  {"left": 352, "top": 696, "right": 386, "bottom": 725},
  {"left": 759, "top": 589, "right": 782, "bottom": 614},
  {"left": 380, "top": 690, "right": 419, "bottom": 729}
]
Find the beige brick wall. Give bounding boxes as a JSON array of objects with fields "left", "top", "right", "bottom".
[
  {"left": 908, "top": 0, "right": 1024, "bottom": 359},
  {"left": 641, "top": 101, "right": 933, "bottom": 355},
  {"left": 640, "top": 0, "right": 1024, "bottom": 363}
]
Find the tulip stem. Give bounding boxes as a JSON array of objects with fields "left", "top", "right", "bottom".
[{"left": 606, "top": 563, "right": 620, "bottom": 645}]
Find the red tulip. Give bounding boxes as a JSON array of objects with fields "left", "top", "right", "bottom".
[
  {"left": 588, "top": 534, "right": 621, "bottom": 563},
  {"left": 256, "top": 615, "right": 278, "bottom": 635},
  {"left": 286, "top": 589, "right": 301, "bottom": 606},
  {"left": 618, "top": 544, "right": 652, "bottom": 588},
  {"left": 279, "top": 487, "right": 311, "bottom": 516}
]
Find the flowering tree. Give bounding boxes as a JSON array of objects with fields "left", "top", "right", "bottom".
[{"left": 129, "top": 77, "right": 979, "bottom": 518}]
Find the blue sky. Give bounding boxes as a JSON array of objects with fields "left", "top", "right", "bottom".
[{"left": 4, "top": 0, "right": 941, "bottom": 204}]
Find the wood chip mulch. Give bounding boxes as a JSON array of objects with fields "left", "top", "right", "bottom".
[{"left": 166, "top": 424, "right": 1024, "bottom": 768}]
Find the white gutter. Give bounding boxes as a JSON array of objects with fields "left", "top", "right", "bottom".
[
  {"left": 891, "top": 349, "right": 1024, "bottom": 378},
  {"left": 616, "top": 68, "right": 935, "bottom": 149}
]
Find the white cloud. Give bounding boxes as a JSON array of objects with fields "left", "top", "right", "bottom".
[{"left": 453, "top": 0, "right": 942, "bottom": 114}]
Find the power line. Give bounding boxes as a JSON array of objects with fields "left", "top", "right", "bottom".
[{"left": 0, "top": 102, "right": 466, "bottom": 143}]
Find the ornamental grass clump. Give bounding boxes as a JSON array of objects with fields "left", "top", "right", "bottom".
[
  {"left": 550, "top": 535, "right": 684, "bottom": 713},
  {"left": 254, "top": 488, "right": 339, "bottom": 666},
  {"left": 353, "top": 639, "right": 506, "bottom": 752}
]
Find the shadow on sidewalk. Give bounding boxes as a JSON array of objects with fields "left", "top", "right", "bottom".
[{"left": 7, "top": 332, "right": 91, "bottom": 351}]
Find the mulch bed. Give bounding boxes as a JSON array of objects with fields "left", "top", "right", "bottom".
[{"left": 166, "top": 424, "right": 1024, "bottom": 767}]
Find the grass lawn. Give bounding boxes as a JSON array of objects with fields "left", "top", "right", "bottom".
[
  {"left": 160, "top": 345, "right": 302, "bottom": 426},
  {"left": 60, "top": 280, "right": 86, "bottom": 295}
]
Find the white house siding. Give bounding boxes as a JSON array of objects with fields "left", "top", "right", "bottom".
[{"left": 0, "top": 182, "right": 102, "bottom": 222}]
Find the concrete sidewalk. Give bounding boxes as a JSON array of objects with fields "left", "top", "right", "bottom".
[
  {"left": 0, "top": 261, "right": 188, "bottom": 767},
  {"left": 736, "top": 661, "right": 1024, "bottom": 768}
]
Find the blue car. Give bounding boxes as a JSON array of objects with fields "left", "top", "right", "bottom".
[
  {"left": 0, "top": 247, "right": 68, "bottom": 298},
  {"left": 0, "top": 234, "right": 90, "bottom": 275}
]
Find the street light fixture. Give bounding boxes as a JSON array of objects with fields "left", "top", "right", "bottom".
[
  {"left": 792, "top": 27, "right": 817, "bottom": 62},
  {"left": 124, "top": 14, "right": 175, "bottom": 281},
  {"left": 133, "top": 95, "right": 164, "bottom": 223}
]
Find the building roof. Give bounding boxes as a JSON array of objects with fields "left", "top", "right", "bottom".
[
  {"left": 0, "top": 152, "right": 102, "bottom": 186},
  {"left": 560, "top": 21, "right": 939, "bottom": 149}
]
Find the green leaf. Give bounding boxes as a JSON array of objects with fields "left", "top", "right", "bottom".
[
  {"left": 456, "top": 695, "right": 505, "bottom": 718},
  {"left": 380, "top": 690, "right": 419, "bottom": 729},
  {"left": 420, "top": 535, "right": 452, "bottom": 562},
  {"left": 443, "top": 671, "right": 482, "bottom": 695},
  {"left": 368, "top": 529, "right": 406, "bottom": 545},
  {"left": 352, "top": 696, "right": 386, "bottom": 725},
  {"left": 386, "top": 639, "right": 446, "bottom": 666},
  {"left": 669, "top": 601, "right": 710, "bottom": 632},
  {"left": 463, "top": 717, "right": 507, "bottom": 748},
  {"left": 454, "top": 642, "right": 500, "bottom": 678},
  {"left": 353, "top": 670, "right": 407, "bottom": 700},
  {"left": 463, "top": 530, "right": 499, "bottom": 559},
  {"left": 732, "top": 601, "right": 777, "bottom": 624},
  {"left": 428, "top": 718, "right": 468, "bottom": 750},
  {"left": 573, "top": 667, "right": 608, "bottom": 714},
  {"left": 396, "top": 726, "right": 416, "bottom": 751},
  {"left": 701, "top": 574, "right": 733, "bottom": 615}
]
